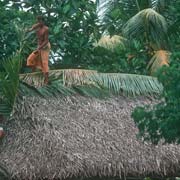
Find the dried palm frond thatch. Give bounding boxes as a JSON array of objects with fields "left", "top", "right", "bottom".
[
  {"left": 20, "top": 69, "right": 97, "bottom": 88},
  {"left": 147, "top": 50, "right": 170, "bottom": 74},
  {"left": 1, "top": 96, "right": 180, "bottom": 180},
  {"left": 20, "top": 69, "right": 163, "bottom": 97},
  {"left": 94, "top": 35, "right": 126, "bottom": 51}
]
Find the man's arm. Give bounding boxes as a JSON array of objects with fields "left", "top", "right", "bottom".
[
  {"left": 37, "top": 28, "right": 49, "bottom": 50},
  {"left": 26, "top": 23, "right": 40, "bottom": 32}
]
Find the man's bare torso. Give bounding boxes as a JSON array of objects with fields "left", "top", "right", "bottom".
[{"left": 36, "top": 25, "right": 48, "bottom": 47}]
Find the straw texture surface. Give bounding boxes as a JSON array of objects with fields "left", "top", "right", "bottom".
[{"left": 0, "top": 96, "right": 180, "bottom": 179}]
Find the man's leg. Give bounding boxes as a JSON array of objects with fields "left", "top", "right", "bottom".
[
  {"left": 44, "top": 72, "right": 49, "bottom": 84},
  {"left": 40, "top": 47, "right": 50, "bottom": 85},
  {"left": 32, "top": 66, "right": 36, "bottom": 72}
]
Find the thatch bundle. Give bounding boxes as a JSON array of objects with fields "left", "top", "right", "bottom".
[{"left": 0, "top": 96, "right": 180, "bottom": 180}]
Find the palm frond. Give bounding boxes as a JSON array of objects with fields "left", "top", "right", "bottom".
[
  {"left": 97, "top": 0, "right": 154, "bottom": 23},
  {"left": 19, "top": 81, "right": 45, "bottom": 98},
  {"left": 96, "top": 0, "right": 112, "bottom": 20},
  {"left": 20, "top": 69, "right": 163, "bottom": 97},
  {"left": 123, "top": 8, "right": 168, "bottom": 48},
  {"left": 72, "top": 84, "right": 109, "bottom": 98},
  {"left": 94, "top": 35, "right": 126, "bottom": 51},
  {"left": 89, "top": 73, "right": 163, "bottom": 96},
  {"left": 147, "top": 50, "right": 170, "bottom": 75},
  {"left": 63, "top": 69, "right": 97, "bottom": 86},
  {"left": 19, "top": 79, "right": 108, "bottom": 99},
  {"left": 37, "top": 80, "right": 75, "bottom": 97},
  {"left": 20, "top": 69, "right": 97, "bottom": 87},
  {"left": 150, "top": 0, "right": 165, "bottom": 11},
  {"left": 20, "top": 72, "right": 47, "bottom": 88},
  {"left": 151, "top": 0, "right": 158, "bottom": 9},
  {"left": 0, "top": 55, "right": 21, "bottom": 116}
]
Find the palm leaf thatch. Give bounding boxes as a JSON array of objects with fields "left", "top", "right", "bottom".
[
  {"left": 147, "top": 50, "right": 170, "bottom": 74},
  {"left": 1, "top": 96, "right": 180, "bottom": 179},
  {"left": 20, "top": 69, "right": 163, "bottom": 97},
  {"left": 94, "top": 35, "right": 126, "bottom": 51},
  {"left": 20, "top": 69, "right": 97, "bottom": 87},
  {"left": 0, "top": 163, "right": 10, "bottom": 180},
  {"left": 123, "top": 8, "right": 168, "bottom": 48}
]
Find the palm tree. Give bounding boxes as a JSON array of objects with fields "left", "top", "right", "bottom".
[{"left": 96, "top": 0, "right": 178, "bottom": 73}]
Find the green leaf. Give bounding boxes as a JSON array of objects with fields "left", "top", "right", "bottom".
[
  {"left": 63, "top": 4, "right": 71, "bottom": 14},
  {"left": 123, "top": 8, "right": 168, "bottom": 48},
  {"left": 0, "top": 54, "right": 21, "bottom": 117}
]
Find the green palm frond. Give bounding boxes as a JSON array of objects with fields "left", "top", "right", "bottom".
[
  {"left": 123, "top": 8, "right": 168, "bottom": 48},
  {"left": 0, "top": 55, "right": 21, "bottom": 116},
  {"left": 37, "top": 80, "right": 75, "bottom": 97},
  {"left": 19, "top": 81, "right": 44, "bottom": 98},
  {"left": 96, "top": 0, "right": 112, "bottom": 20},
  {"left": 20, "top": 69, "right": 163, "bottom": 97},
  {"left": 94, "top": 35, "right": 126, "bottom": 51},
  {"left": 72, "top": 84, "right": 109, "bottom": 98},
  {"left": 147, "top": 50, "right": 170, "bottom": 75},
  {"left": 89, "top": 73, "right": 163, "bottom": 96},
  {"left": 150, "top": 0, "right": 165, "bottom": 11},
  {"left": 97, "top": 0, "right": 157, "bottom": 22}
]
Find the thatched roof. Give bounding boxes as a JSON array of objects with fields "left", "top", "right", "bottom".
[{"left": 0, "top": 96, "right": 180, "bottom": 180}]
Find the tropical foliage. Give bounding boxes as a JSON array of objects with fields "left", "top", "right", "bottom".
[
  {"left": 0, "top": 55, "right": 21, "bottom": 116},
  {"left": 0, "top": 0, "right": 100, "bottom": 71},
  {"left": 97, "top": 0, "right": 180, "bottom": 73},
  {"left": 0, "top": 55, "right": 163, "bottom": 118},
  {"left": 132, "top": 55, "right": 180, "bottom": 144}
]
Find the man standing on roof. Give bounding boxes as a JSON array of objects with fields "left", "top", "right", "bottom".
[{"left": 26, "top": 15, "right": 50, "bottom": 84}]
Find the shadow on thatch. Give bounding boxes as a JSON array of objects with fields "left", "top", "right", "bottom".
[{"left": 0, "top": 96, "right": 180, "bottom": 180}]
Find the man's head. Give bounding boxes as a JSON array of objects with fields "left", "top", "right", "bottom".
[{"left": 36, "top": 15, "right": 44, "bottom": 26}]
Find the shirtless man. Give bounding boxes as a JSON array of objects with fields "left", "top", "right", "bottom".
[{"left": 27, "top": 16, "right": 50, "bottom": 84}]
